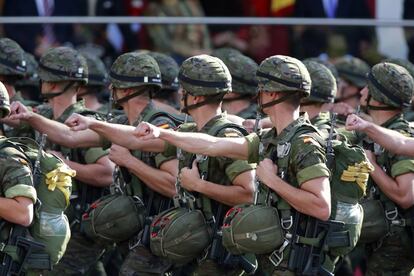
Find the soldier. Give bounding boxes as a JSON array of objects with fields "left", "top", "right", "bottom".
[
  {"left": 147, "top": 51, "right": 181, "bottom": 114},
  {"left": 15, "top": 52, "right": 41, "bottom": 104},
  {"left": 355, "top": 62, "right": 414, "bottom": 275},
  {"left": 77, "top": 53, "right": 110, "bottom": 116},
  {"left": 212, "top": 51, "right": 258, "bottom": 119},
  {"left": 135, "top": 55, "right": 334, "bottom": 275},
  {"left": 9, "top": 52, "right": 180, "bottom": 275},
  {"left": 334, "top": 56, "right": 370, "bottom": 124},
  {"left": 300, "top": 60, "right": 337, "bottom": 137},
  {"left": 10, "top": 46, "right": 114, "bottom": 275},
  {"left": 346, "top": 113, "right": 414, "bottom": 156}
]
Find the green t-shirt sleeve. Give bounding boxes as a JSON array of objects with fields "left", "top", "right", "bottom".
[
  {"left": 0, "top": 153, "right": 37, "bottom": 203},
  {"left": 84, "top": 147, "right": 109, "bottom": 164},
  {"left": 291, "top": 135, "right": 330, "bottom": 186},
  {"left": 245, "top": 133, "right": 260, "bottom": 164}
]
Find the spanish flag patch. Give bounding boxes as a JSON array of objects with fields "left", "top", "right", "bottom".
[{"left": 157, "top": 123, "right": 170, "bottom": 129}]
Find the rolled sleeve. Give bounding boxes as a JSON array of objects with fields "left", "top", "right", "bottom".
[
  {"left": 245, "top": 133, "right": 260, "bottom": 164},
  {"left": 84, "top": 147, "right": 109, "bottom": 164},
  {"left": 391, "top": 159, "right": 414, "bottom": 178},
  {"left": 5, "top": 184, "right": 37, "bottom": 203},
  {"left": 225, "top": 160, "right": 256, "bottom": 182},
  {"left": 297, "top": 163, "right": 330, "bottom": 186}
]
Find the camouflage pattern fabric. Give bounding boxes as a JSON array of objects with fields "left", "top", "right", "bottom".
[
  {"left": 38, "top": 47, "right": 88, "bottom": 84},
  {"left": 15, "top": 52, "right": 39, "bottom": 88},
  {"left": 148, "top": 52, "right": 179, "bottom": 91},
  {"left": 109, "top": 52, "right": 162, "bottom": 89},
  {"left": 367, "top": 62, "right": 414, "bottom": 108},
  {"left": 302, "top": 60, "right": 337, "bottom": 103},
  {"left": 0, "top": 37, "right": 27, "bottom": 77},
  {"left": 83, "top": 54, "right": 108, "bottom": 87},
  {"left": 256, "top": 55, "right": 311, "bottom": 97},
  {"left": 179, "top": 54, "right": 231, "bottom": 96},
  {"left": 212, "top": 51, "right": 258, "bottom": 96},
  {"left": 334, "top": 56, "right": 370, "bottom": 88},
  {"left": 302, "top": 57, "right": 339, "bottom": 83}
]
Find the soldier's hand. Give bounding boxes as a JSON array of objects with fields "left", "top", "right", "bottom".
[
  {"left": 346, "top": 114, "right": 370, "bottom": 131},
  {"left": 109, "top": 144, "right": 132, "bottom": 167},
  {"left": 256, "top": 158, "right": 278, "bottom": 187},
  {"left": 134, "top": 122, "right": 160, "bottom": 140},
  {"left": 8, "top": 101, "right": 32, "bottom": 121},
  {"left": 65, "top": 113, "right": 91, "bottom": 131},
  {"left": 179, "top": 160, "right": 201, "bottom": 192}
]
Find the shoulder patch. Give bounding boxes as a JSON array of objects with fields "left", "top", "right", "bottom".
[
  {"left": 303, "top": 136, "right": 320, "bottom": 146},
  {"left": 219, "top": 127, "right": 244, "bottom": 138},
  {"left": 157, "top": 123, "right": 170, "bottom": 129}
]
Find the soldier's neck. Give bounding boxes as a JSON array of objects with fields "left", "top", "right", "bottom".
[
  {"left": 191, "top": 105, "right": 222, "bottom": 131},
  {"left": 51, "top": 94, "right": 77, "bottom": 120},
  {"left": 268, "top": 105, "right": 300, "bottom": 135},
  {"left": 370, "top": 110, "right": 401, "bottom": 126},
  {"left": 300, "top": 104, "right": 321, "bottom": 120},
  {"left": 125, "top": 100, "right": 149, "bottom": 125},
  {"left": 82, "top": 94, "right": 102, "bottom": 111},
  {"left": 222, "top": 99, "right": 250, "bottom": 116}
]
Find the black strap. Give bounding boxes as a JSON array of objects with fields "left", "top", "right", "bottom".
[
  {"left": 115, "top": 88, "right": 151, "bottom": 105},
  {"left": 181, "top": 93, "right": 224, "bottom": 114},
  {"left": 260, "top": 92, "right": 300, "bottom": 110},
  {"left": 256, "top": 70, "right": 310, "bottom": 91},
  {"left": 109, "top": 71, "right": 161, "bottom": 85},
  {"left": 178, "top": 72, "right": 230, "bottom": 89},
  {"left": 39, "top": 62, "right": 85, "bottom": 80},
  {"left": 41, "top": 82, "right": 75, "bottom": 100},
  {"left": 232, "top": 75, "right": 258, "bottom": 88},
  {"left": 0, "top": 56, "right": 26, "bottom": 73},
  {"left": 310, "top": 89, "right": 334, "bottom": 103},
  {"left": 368, "top": 72, "right": 408, "bottom": 107}
]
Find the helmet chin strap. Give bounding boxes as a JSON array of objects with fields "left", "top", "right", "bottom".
[
  {"left": 362, "top": 94, "right": 399, "bottom": 114},
  {"left": 41, "top": 82, "right": 75, "bottom": 100},
  {"left": 113, "top": 87, "right": 154, "bottom": 107},
  {"left": 258, "top": 92, "right": 300, "bottom": 113},
  {"left": 334, "top": 92, "right": 360, "bottom": 103},
  {"left": 180, "top": 93, "right": 223, "bottom": 114}
]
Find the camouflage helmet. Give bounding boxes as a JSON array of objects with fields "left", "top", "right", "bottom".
[
  {"left": 212, "top": 52, "right": 258, "bottom": 96},
  {"left": 147, "top": 52, "right": 179, "bottom": 90},
  {"left": 83, "top": 54, "right": 108, "bottom": 87},
  {"left": 302, "top": 60, "right": 337, "bottom": 103},
  {"left": 303, "top": 57, "right": 339, "bottom": 83},
  {"left": 179, "top": 54, "right": 231, "bottom": 96},
  {"left": 109, "top": 52, "right": 162, "bottom": 89},
  {"left": 0, "top": 81, "right": 10, "bottom": 118},
  {"left": 384, "top": 58, "right": 414, "bottom": 79},
  {"left": 0, "top": 38, "right": 27, "bottom": 77},
  {"left": 38, "top": 47, "right": 88, "bottom": 84},
  {"left": 367, "top": 62, "right": 414, "bottom": 108},
  {"left": 335, "top": 56, "right": 370, "bottom": 88},
  {"left": 257, "top": 55, "right": 311, "bottom": 97},
  {"left": 211, "top": 47, "right": 242, "bottom": 58},
  {"left": 15, "top": 52, "right": 39, "bottom": 87}
]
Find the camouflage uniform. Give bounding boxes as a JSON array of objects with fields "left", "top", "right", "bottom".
[
  {"left": 246, "top": 56, "right": 331, "bottom": 275},
  {"left": 384, "top": 58, "right": 414, "bottom": 122},
  {"left": 34, "top": 47, "right": 109, "bottom": 275},
  {"left": 213, "top": 50, "right": 259, "bottom": 119},
  {"left": 148, "top": 51, "right": 180, "bottom": 110},
  {"left": 97, "top": 52, "right": 178, "bottom": 276},
  {"left": 156, "top": 55, "right": 256, "bottom": 276},
  {"left": 0, "top": 38, "right": 38, "bottom": 138},
  {"left": 361, "top": 62, "right": 414, "bottom": 275},
  {"left": 334, "top": 56, "right": 370, "bottom": 126},
  {"left": 302, "top": 60, "right": 337, "bottom": 138}
]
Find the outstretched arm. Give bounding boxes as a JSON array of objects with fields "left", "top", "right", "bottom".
[
  {"left": 346, "top": 114, "right": 414, "bottom": 156},
  {"left": 8, "top": 101, "right": 101, "bottom": 148},
  {"left": 66, "top": 114, "right": 165, "bottom": 152},
  {"left": 135, "top": 122, "right": 250, "bottom": 160}
]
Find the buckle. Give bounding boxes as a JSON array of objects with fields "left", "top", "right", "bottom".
[
  {"left": 385, "top": 208, "right": 399, "bottom": 221},
  {"left": 269, "top": 238, "right": 290, "bottom": 267},
  {"left": 281, "top": 216, "right": 293, "bottom": 230},
  {"left": 391, "top": 218, "right": 406, "bottom": 227},
  {"left": 128, "top": 233, "right": 141, "bottom": 250},
  {"left": 0, "top": 243, "right": 5, "bottom": 252}
]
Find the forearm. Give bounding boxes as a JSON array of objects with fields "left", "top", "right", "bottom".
[
  {"left": 0, "top": 197, "right": 33, "bottom": 226},
  {"left": 125, "top": 156, "right": 176, "bottom": 198},
  {"left": 265, "top": 176, "right": 330, "bottom": 221},
  {"left": 364, "top": 123, "right": 409, "bottom": 155},
  {"left": 159, "top": 129, "right": 248, "bottom": 160},
  {"left": 370, "top": 166, "right": 411, "bottom": 208},
  {"left": 65, "top": 159, "right": 113, "bottom": 187},
  {"left": 90, "top": 120, "right": 165, "bottom": 152},
  {"left": 195, "top": 179, "right": 253, "bottom": 206}
]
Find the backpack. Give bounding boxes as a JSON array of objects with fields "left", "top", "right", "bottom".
[
  {"left": 0, "top": 137, "right": 75, "bottom": 265},
  {"left": 150, "top": 120, "right": 249, "bottom": 265}
]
